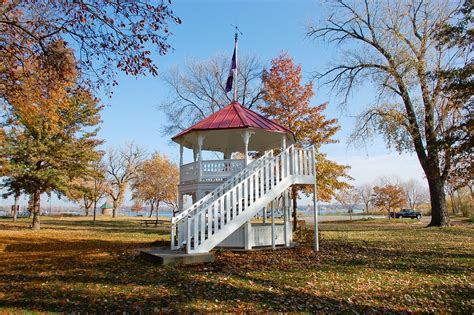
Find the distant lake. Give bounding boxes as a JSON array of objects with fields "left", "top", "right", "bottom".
[{"left": 126, "top": 208, "right": 173, "bottom": 218}]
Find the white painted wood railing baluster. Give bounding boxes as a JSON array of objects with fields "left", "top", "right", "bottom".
[
  {"left": 207, "top": 205, "right": 212, "bottom": 238},
  {"left": 201, "top": 210, "right": 206, "bottom": 243},
  {"left": 226, "top": 193, "right": 230, "bottom": 224},
  {"left": 213, "top": 203, "right": 217, "bottom": 235}
]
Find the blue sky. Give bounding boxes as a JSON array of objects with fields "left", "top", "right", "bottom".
[{"left": 4, "top": 0, "right": 427, "bottom": 208}]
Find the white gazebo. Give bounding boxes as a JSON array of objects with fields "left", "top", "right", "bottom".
[{"left": 170, "top": 101, "right": 318, "bottom": 252}]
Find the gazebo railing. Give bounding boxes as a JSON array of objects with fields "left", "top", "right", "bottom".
[{"left": 180, "top": 159, "right": 245, "bottom": 184}]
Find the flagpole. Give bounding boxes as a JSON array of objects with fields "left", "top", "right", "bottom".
[{"left": 233, "top": 29, "right": 238, "bottom": 102}]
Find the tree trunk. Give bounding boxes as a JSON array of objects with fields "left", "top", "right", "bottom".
[
  {"left": 349, "top": 209, "right": 353, "bottom": 220},
  {"left": 112, "top": 199, "right": 118, "bottom": 218},
  {"left": 455, "top": 190, "right": 463, "bottom": 216},
  {"left": 427, "top": 176, "right": 450, "bottom": 227},
  {"left": 448, "top": 192, "right": 456, "bottom": 215},
  {"left": 27, "top": 196, "right": 33, "bottom": 218},
  {"left": 291, "top": 187, "right": 298, "bottom": 231},
  {"left": 93, "top": 200, "right": 97, "bottom": 224},
  {"left": 155, "top": 200, "right": 160, "bottom": 224},
  {"left": 149, "top": 202, "right": 154, "bottom": 218},
  {"left": 13, "top": 192, "right": 20, "bottom": 222},
  {"left": 31, "top": 190, "right": 41, "bottom": 230}
]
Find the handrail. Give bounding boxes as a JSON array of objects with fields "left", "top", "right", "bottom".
[{"left": 172, "top": 149, "right": 274, "bottom": 224}]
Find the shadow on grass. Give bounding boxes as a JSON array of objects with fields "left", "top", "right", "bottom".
[
  {"left": 0, "top": 259, "right": 401, "bottom": 313},
  {"left": 3, "top": 248, "right": 470, "bottom": 314},
  {"left": 3, "top": 236, "right": 160, "bottom": 253},
  {"left": 20, "top": 218, "right": 171, "bottom": 236},
  {"left": 42, "top": 218, "right": 167, "bottom": 228}
]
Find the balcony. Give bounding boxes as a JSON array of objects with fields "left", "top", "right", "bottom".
[{"left": 179, "top": 159, "right": 245, "bottom": 184}]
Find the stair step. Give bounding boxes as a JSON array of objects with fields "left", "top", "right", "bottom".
[{"left": 140, "top": 247, "right": 214, "bottom": 265}]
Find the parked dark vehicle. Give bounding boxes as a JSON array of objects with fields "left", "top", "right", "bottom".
[{"left": 390, "top": 209, "right": 422, "bottom": 219}]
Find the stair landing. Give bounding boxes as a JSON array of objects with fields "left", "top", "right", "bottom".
[{"left": 140, "top": 247, "right": 214, "bottom": 265}]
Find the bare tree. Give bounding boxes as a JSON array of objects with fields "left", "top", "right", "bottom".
[
  {"left": 356, "top": 183, "right": 373, "bottom": 214},
  {"left": 307, "top": 0, "right": 469, "bottom": 226},
  {"left": 160, "top": 54, "right": 264, "bottom": 135},
  {"left": 402, "top": 179, "right": 428, "bottom": 210},
  {"left": 335, "top": 188, "right": 361, "bottom": 220},
  {"left": 105, "top": 144, "right": 146, "bottom": 218}
]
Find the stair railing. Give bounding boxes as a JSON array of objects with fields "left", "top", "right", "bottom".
[
  {"left": 171, "top": 150, "right": 273, "bottom": 249},
  {"left": 172, "top": 144, "right": 315, "bottom": 253}
]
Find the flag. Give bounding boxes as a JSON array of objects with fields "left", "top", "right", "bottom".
[{"left": 225, "top": 46, "right": 237, "bottom": 93}]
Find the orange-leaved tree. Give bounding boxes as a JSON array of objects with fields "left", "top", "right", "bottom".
[
  {"left": 259, "top": 53, "right": 351, "bottom": 229},
  {"left": 131, "top": 152, "right": 179, "bottom": 220},
  {"left": 372, "top": 184, "right": 406, "bottom": 219}
]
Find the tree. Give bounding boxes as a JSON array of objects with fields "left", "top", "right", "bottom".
[
  {"left": 131, "top": 152, "right": 178, "bottom": 220},
  {"left": 12, "top": 191, "right": 20, "bottom": 222},
  {"left": 0, "top": 1, "right": 181, "bottom": 90},
  {"left": 0, "top": 42, "right": 103, "bottom": 230},
  {"left": 307, "top": 0, "right": 471, "bottom": 226},
  {"left": 335, "top": 188, "right": 361, "bottom": 220},
  {"left": 68, "top": 183, "right": 94, "bottom": 216},
  {"left": 160, "top": 54, "right": 264, "bottom": 135},
  {"left": 67, "top": 161, "right": 107, "bottom": 221},
  {"left": 356, "top": 183, "right": 373, "bottom": 214},
  {"left": 131, "top": 202, "right": 144, "bottom": 213},
  {"left": 445, "top": 165, "right": 473, "bottom": 216},
  {"left": 402, "top": 179, "right": 428, "bottom": 210},
  {"left": 259, "top": 53, "right": 351, "bottom": 230},
  {"left": 105, "top": 144, "right": 146, "bottom": 218},
  {"left": 435, "top": 0, "right": 473, "bottom": 111},
  {"left": 372, "top": 184, "right": 406, "bottom": 219},
  {"left": 2, "top": 182, "right": 21, "bottom": 222},
  {"left": 89, "top": 162, "right": 108, "bottom": 223}
]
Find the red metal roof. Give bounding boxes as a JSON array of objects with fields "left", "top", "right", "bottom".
[{"left": 172, "top": 101, "right": 294, "bottom": 140}]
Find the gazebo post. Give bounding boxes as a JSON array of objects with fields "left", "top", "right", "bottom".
[
  {"left": 281, "top": 135, "right": 287, "bottom": 149},
  {"left": 179, "top": 144, "right": 184, "bottom": 166},
  {"left": 283, "top": 189, "right": 289, "bottom": 247},
  {"left": 197, "top": 134, "right": 205, "bottom": 182},
  {"left": 193, "top": 147, "right": 197, "bottom": 162},
  {"left": 271, "top": 199, "right": 276, "bottom": 250},
  {"left": 312, "top": 147, "right": 319, "bottom": 252},
  {"left": 178, "top": 193, "right": 183, "bottom": 212},
  {"left": 241, "top": 130, "right": 252, "bottom": 166}
]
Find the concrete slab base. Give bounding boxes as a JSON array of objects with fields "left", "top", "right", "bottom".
[
  {"left": 216, "top": 242, "right": 299, "bottom": 252},
  {"left": 140, "top": 247, "right": 214, "bottom": 265}
]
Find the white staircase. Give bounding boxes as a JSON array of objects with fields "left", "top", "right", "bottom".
[{"left": 171, "top": 145, "right": 315, "bottom": 253}]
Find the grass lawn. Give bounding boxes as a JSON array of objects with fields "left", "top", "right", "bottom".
[{"left": 0, "top": 216, "right": 472, "bottom": 313}]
